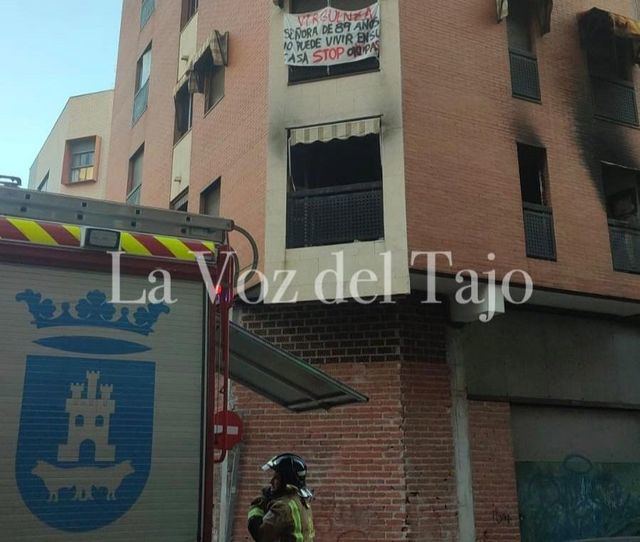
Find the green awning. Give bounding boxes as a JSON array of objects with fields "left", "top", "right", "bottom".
[{"left": 230, "top": 322, "right": 368, "bottom": 412}]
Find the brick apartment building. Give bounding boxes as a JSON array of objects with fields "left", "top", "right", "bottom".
[{"left": 106, "top": 1, "right": 640, "bottom": 540}]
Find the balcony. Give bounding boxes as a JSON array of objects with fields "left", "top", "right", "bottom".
[
  {"left": 132, "top": 80, "right": 149, "bottom": 125},
  {"left": 523, "top": 203, "right": 556, "bottom": 260},
  {"left": 609, "top": 220, "right": 640, "bottom": 274},
  {"left": 140, "top": 0, "right": 155, "bottom": 29},
  {"left": 591, "top": 76, "right": 639, "bottom": 126},
  {"left": 509, "top": 50, "right": 541, "bottom": 102},
  {"left": 286, "top": 181, "right": 384, "bottom": 249}
]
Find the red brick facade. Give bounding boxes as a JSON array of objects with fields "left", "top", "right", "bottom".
[
  {"left": 468, "top": 401, "right": 521, "bottom": 542},
  {"left": 400, "top": 0, "right": 640, "bottom": 302},
  {"left": 228, "top": 300, "right": 458, "bottom": 542}
]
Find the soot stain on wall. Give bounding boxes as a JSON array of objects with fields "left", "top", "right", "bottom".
[{"left": 572, "top": 72, "right": 640, "bottom": 206}]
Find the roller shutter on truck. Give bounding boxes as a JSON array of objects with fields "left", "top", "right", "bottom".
[
  {"left": 0, "top": 187, "right": 368, "bottom": 542},
  {"left": 0, "top": 262, "right": 208, "bottom": 541}
]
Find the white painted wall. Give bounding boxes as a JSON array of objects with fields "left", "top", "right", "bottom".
[{"left": 171, "top": 131, "right": 193, "bottom": 200}]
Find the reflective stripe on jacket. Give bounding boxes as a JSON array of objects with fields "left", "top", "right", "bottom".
[{"left": 261, "top": 487, "right": 315, "bottom": 542}]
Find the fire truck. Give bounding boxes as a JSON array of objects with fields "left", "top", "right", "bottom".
[{"left": 0, "top": 181, "right": 367, "bottom": 541}]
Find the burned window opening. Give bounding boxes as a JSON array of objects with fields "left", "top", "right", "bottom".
[
  {"left": 604, "top": 163, "right": 640, "bottom": 273},
  {"left": 603, "top": 164, "right": 640, "bottom": 223},
  {"left": 287, "top": 132, "right": 384, "bottom": 248},
  {"left": 289, "top": 134, "right": 382, "bottom": 191},
  {"left": 580, "top": 8, "right": 640, "bottom": 125},
  {"left": 517, "top": 143, "right": 556, "bottom": 260},
  {"left": 517, "top": 143, "right": 548, "bottom": 206}
]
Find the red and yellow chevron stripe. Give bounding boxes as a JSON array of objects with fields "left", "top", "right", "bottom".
[{"left": 0, "top": 216, "right": 216, "bottom": 261}]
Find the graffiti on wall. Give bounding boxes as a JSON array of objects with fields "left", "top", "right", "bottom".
[{"left": 516, "top": 454, "right": 640, "bottom": 541}]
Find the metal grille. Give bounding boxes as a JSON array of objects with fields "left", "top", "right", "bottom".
[
  {"left": 591, "top": 76, "right": 639, "bottom": 126},
  {"left": 132, "top": 80, "right": 149, "bottom": 125},
  {"left": 140, "top": 0, "right": 155, "bottom": 29},
  {"left": 523, "top": 203, "right": 556, "bottom": 260},
  {"left": 286, "top": 182, "right": 384, "bottom": 248},
  {"left": 609, "top": 221, "right": 640, "bottom": 274},
  {"left": 509, "top": 50, "right": 541, "bottom": 101}
]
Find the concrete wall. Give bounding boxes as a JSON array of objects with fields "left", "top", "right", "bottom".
[
  {"left": 462, "top": 308, "right": 640, "bottom": 407},
  {"left": 29, "top": 90, "right": 113, "bottom": 199},
  {"left": 401, "top": 0, "right": 640, "bottom": 302}
]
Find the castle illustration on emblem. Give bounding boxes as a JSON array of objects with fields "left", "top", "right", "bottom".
[
  {"left": 32, "top": 370, "right": 134, "bottom": 503},
  {"left": 15, "top": 289, "right": 168, "bottom": 532}
]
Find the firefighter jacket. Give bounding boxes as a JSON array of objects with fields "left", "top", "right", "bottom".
[{"left": 248, "top": 485, "right": 315, "bottom": 542}]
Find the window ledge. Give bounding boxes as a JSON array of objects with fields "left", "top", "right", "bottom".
[
  {"left": 286, "top": 238, "right": 385, "bottom": 252},
  {"left": 594, "top": 115, "right": 640, "bottom": 129},
  {"left": 64, "top": 179, "right": 97, "bottom": 187},
  {"left": 512, "top": 93, "right": 542, "bottom": 105},
  {"left": 288, "top": 67, "right": 380, "bottom": 86},
  {"left": 526, "top": 254, "right": 557, "bottom": 262}
]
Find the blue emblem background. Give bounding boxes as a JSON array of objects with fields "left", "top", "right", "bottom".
[{"left": 16, "top": 355, "right": 155, "bottom": 532}]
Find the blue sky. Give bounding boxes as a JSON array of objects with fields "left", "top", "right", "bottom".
[{"left": 0, "top": 1, "right": 122, "bottom": 185}]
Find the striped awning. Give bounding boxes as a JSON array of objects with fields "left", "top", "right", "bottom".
[
  {"left": 193, "top": 30, "right": 229, "bottom": 70},
  {"left": 0, "top": 216, "right": 216, "bottom": 261},
  {"left": 289, "top": 117, "right": 381, "bottom": 147}
]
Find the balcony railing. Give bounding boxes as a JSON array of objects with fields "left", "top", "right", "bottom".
[
  {"left": 286, "top": 181, "right": 384, "bottom": 249},
  {"left": 509, "top": 50, "right": 541, "bottom": 102},
  {"left": 609, "top": 219, "right": 640, "bottom": 274},
  {"left": 523, "top": 203, "right": 556, "bottom": 260},
  {"left": 132, "top": 80, "right": 149, "bottom": 125},
  {"left": 140, "top": 0, "right": 155, "bottom": 29},
  {"left": 591, "top": 76, "right": 639, "bottom": 126}
]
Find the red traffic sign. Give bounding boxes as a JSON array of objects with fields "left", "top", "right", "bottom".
[{"left": 213, "top": 410, "right": 243, "bottom": 451}]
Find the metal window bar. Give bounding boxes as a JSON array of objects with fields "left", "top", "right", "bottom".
[
  {"left": 509, "top": 50, "right": 541, "bottom": 101},
  {"left": 591, "top": 76, "right": 639, "bottom": 126},
  {"left": 523, "top": 202, "right": 556, "bottom": 260},
  {"left": 286, "top": 181, "right": 384, "bottom": 248},
  {"left": 609, "top": 219, "right": 640, "bottom": 274},
  {"left": 140, "top": 0, "right": 155, "bottom": 29},
  {"left": 132, "top": 79, "right": 150, "bottom": 125}
]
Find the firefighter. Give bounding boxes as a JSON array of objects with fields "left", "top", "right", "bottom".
[{"left": 247, "top": 453, "right": 315, "bottom": 542}]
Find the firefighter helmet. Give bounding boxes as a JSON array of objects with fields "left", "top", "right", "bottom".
[{"left": 261, "top": 453, "right": 312, "bottom": 498}]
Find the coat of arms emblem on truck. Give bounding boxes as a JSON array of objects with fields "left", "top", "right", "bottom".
[{"left": 14, "top": 289, "right": 170, "bottom": 532}]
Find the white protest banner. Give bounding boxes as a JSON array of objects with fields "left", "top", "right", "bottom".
[{"left": 284, "top": 2, "right": 380, "bottom": 66}]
